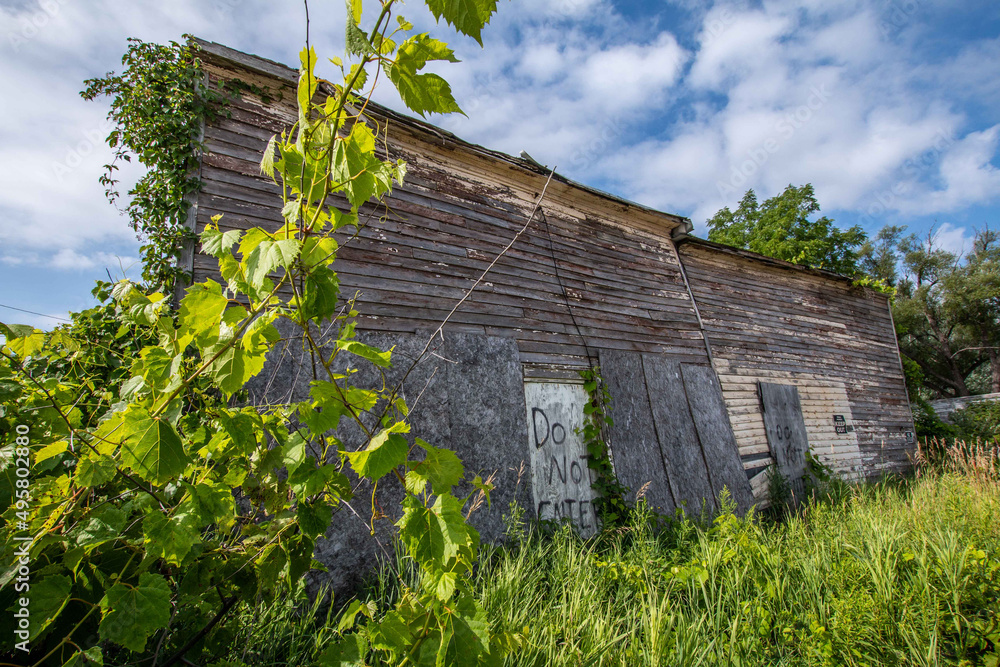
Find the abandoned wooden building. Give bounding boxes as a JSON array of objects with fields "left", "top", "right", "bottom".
[{"left": 182, "top": 40, "right": 916, "bottom": 589}]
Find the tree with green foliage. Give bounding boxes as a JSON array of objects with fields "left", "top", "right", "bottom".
[
  {"left": 707, "top": 184, "right": 867, "bottom": 276},
  {"left": 875, "top": 227, "right": 1000, "bottom": 398},
  {"left": 858, "top": 224, "right": 908, "bottom": 286},
  {"left": 0, "top": 1, "right": 518, "bottom": 665}
]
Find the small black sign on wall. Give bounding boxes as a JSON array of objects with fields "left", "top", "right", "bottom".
[
  {"left": 833, "top": 415, "right": 845, "bottom": 423},
  {"left": 835, "top": 425, "right": 848, "bottom": 434}
]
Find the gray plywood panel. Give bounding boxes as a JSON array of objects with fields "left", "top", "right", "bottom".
[
  {"left": 759, "top": 382, "right": 810, "bottom": 499},
  {"left": 246, "top": 325, "right": 452, "bottom": 594},
  {"left": 641, "top": 355, "right": 716, "bottom": 514},
  {"left": 680, "top": 364, "right": 755, "bottom": 513},
  {"left": 444, "top": 333, "right": 533, "bottom": 543},
  {"left": 599, "top": 349, "right": 675, "bottom": 515}
]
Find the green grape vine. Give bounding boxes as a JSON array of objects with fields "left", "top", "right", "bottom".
[{"left": 1, "top": 1, "right": 515, "bottom": 665}]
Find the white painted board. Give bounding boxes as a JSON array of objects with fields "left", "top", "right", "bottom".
[{"left": 524, "top": 382, "right": 598, "bottom": 536}]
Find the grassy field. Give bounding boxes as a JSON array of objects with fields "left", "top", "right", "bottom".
[{"left": 216, "top": 440, "right": 1000, "bottom": 666}]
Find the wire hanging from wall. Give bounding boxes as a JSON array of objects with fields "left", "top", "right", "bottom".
[{"left": 538, "top": 207, "right": 595, "bottom": 367}]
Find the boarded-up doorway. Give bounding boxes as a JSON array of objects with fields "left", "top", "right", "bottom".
[
  {"left": 598, "top": 350, "right": 755, "bottom": 515},
  {"left": 759, "top": 382, "right": 810, "bottom": 499}
]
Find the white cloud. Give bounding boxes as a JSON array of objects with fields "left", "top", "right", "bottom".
[
  {"left": 894, "top": 126, "right": 1000, "bottom": 215},
  {"left": 49, "top": 248, "right": 140, "bottom": 272},
  {"left": 0, "top": 0, "right": 998, "bottom": 280},
  {"left": 589, "top": 1, "right": 1000, "bottom": 226},
  {"left": 932, "top": 222, "right": 975, "bottom": 257}
]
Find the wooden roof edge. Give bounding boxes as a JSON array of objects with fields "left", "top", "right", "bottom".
[
  {"left": 672, "top": 233, "right": 886, "bottom": 298},
  {"left": 188, "top": 37, "right": 692, "bottom": 234}
]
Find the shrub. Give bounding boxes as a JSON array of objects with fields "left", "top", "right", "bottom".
[{"left": 951, "top": 400, "right": 1000, "bottom": 444}]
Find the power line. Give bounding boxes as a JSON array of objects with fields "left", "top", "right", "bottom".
[{"left": 0, "top": 303, "right": 72, "bottom": 323}]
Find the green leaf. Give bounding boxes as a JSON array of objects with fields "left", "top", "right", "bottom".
[
  {"left": 331, "top": 121, "right": 395, "bottom": 208},
  {"left": 301, "top": 236, "right": 339, "bottom": 269},
  {"left": 4, "top": 327, "right": 45, "bottom": 358},
  {"left": 144, "top": 508, "right": 201, "bottom": 566},
  {"left": 179, "top": 279, "right": 229, "bottom": 344},
  {"left": 346, "top": 21, "right": 373, "bottom": 57},
  {"left": 282, "top": 433, "right": 308, "bottom": 472},
  {"left": 409, "top": 439, "right": 464, "bottom": 495},
  {"left": 396, "top": 33, "right": 460, "bottom": 71},
  {"left": 445, "top": 593, "right": 491, "bottom": 663},
  {"left": 336, "top": 600, "right": 367, "bottom": 634},
  {"left": 200, "top": 223, "right": 241, "bottom": 258},
  {"left": 425, "top": 0, "right": 499, "bottom": 46},
  {"left": 184, "top": 481, "right": 237, "bottom": 530},
  {"left": 346, "top": 63, "right": 368, "bottom": 91},
  {"left": 345, "top": 422, "right": 410, "bottom": 481},
  {"left": 337, "top": 339, "right": 393, "bottom": 368},
  {"left": 347, "top": 0, "right": 362, "bottom": 24},
  {"left": 72, "top": 506, "right": 126, "bottom": 551},
  {"left": 319, "top": 632, "right": 367, "bottom": 667},
  {"left": 207, "top": 344, "right": 267, "bottom": 396},
  {"left": 297, "top": 500, "right": 332, "bottom": 538},
  {"left": 298, "top": 46, "right": 318, "bottom": 116},
  {"left": 291, "top": 463, "right": 351, "bottom": 500},
  {"left": 64, "top": 646, "right": 104, "bottom": 666},
  {"left": 99, "top": 573, "right": 172, "bottom": 652},
  {"left": 301, "top": 265, "right": 341, "bottom": 322},
  {"left": 421, "top": 567, "right": 458, "bottom": 601},
  {"left": 244, "top": 236, "right": 301, "bottom": 289},
  {"left": 120, "top": 406, "right": 190, "bottom": 484},
  {"left": 386, "top": 67, "right": 462, "bottom": 118},
  {"left": 30, "top": 574, "right": 72, "bottom": 639},
  {"left": 255, "top": 542, "right": 287, "bottom": 594},
  {"left": 369, "top": 609, "right": 413, "bottom": 654},
  {"left": 260, "top": 134, "right": 278, "bottom": 178},
  {"left": 397, "top": 497, "right": 445, "bottom": 565},
  {"left": 275, "top": 143, "right": 328, "bottom": 204},
  {"left": 76, "top": 454, "right": 118, "bottom": 488},
  {"left": 34, "top": 440, "right": 69, "bottom": 463}
]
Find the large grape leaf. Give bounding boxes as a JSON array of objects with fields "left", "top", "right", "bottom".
[
  {"left": 179, "top": 279, "right": 229, "bottom": 345},
  {"left": 386, "top": 65, "right": 461, "bottom": 118},
  {"left": 207, "top": 344, "right": 267, "bottom": 396},
  {"left": 331, "top": 122, "right": 395, "bottom": 208},
  {"left": 120, "top": 406, "right": 189, "bottom": 485},
  {"left": 407, "top": 439, "right": 464, "bottom": 495},
  {"left": 72, "top": 506, "right": 126, "bottom": 552},
  {"left": 75, "top": 454, "right": 118, "bottom": 488},
  {"left": 200, "top": 222, "right": 241, "bottom": 258},
  {"left": 425, "top": 0, "right": 499, "bottom": 45},
  {"left": 30, "top": 574, "right": 72, "bottom": 639},
  {"left": 144, "top": 507, "right": 202, "bottom": 566},
  {"left": 99, "top": 573, "right": 171, "bottom": 652},
  {"left": 345, "top": 423, "right": 409, "bottom": 481}
]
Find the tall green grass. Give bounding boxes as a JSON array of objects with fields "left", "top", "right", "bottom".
[
  {"left": 476, "top": 472, "right": 999, "bottom": 666},
  {"left": 210, "top": 440, "right": 1000, "bottom": 666}
]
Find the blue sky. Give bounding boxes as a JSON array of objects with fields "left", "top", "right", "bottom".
[{"left": 1, "top": 0, "right": 998, "bottom": 329}]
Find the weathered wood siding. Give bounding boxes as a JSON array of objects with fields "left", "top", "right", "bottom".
[
  {"left": 186, "top": 41, "right": 915, "bottom": 501},
  {"left": 189, "top": 45, "right": 709, "bottom": 382},
  {"left": 677, "top": 242, "right": 915, "bottom": 487}
]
